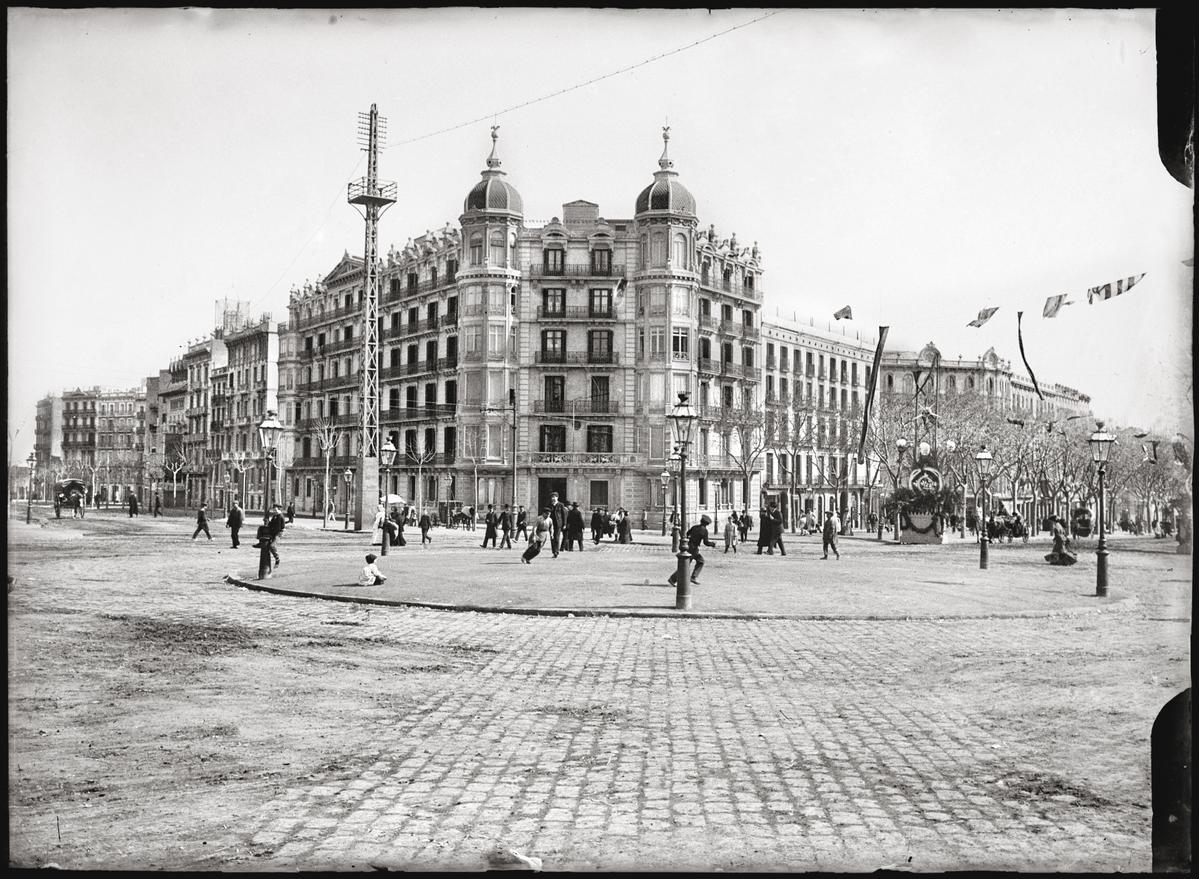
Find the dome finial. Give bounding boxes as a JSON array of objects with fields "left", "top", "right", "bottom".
[
  {"left": 487, "top": 124, "right": 502, "bottom": 169},
  {"left": 659, "top": 125, "right": 673, "bottom": 171}
]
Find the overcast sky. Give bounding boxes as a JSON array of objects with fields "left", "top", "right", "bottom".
[{"left": 7, "top": 8, "right": 1192, "bottom": 459}]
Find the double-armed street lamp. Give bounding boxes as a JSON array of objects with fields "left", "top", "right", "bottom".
[
  {"left": 380, "top": 438, "right": 397, "bottom": 556},
  {"left": 343, "top": 468, "right": 353, "bottom": 531},
  {"left": 670, "top": 392, "right": 698, "bottom": 611},
  {"left": 659, "top": 468, "right": 670, "bottom": 536},
  {"left": 257, "top": 410, "right": 283, "bottom": 581},
  {"left": 26, "top": 452, "right": 36, "bottom": 524},
  {"left": 1089, "top": 427, "right": 1117, "bottom": 597},
  {"left": 975, "top": 445, "right": 993, "bottom": 570}
]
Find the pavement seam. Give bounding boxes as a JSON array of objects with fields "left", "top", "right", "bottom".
[{"left": 222, "top": 575, "right": 1137, "bottom": 622}]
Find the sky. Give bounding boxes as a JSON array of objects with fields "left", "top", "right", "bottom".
[{"left": 7, "top": 8, "right": 1193, "bottom": 461}]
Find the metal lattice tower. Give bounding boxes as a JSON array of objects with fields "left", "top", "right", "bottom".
[{"left": 348, "top": 104, "right": 396, "bottom": 528}]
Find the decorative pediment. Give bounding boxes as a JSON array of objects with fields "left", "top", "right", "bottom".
[{"left": 322, "top": 252, "right": 364, "bottom": 284}]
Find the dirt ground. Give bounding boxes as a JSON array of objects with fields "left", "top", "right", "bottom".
[{"left": 7, "top": 509, "right": 1192, "bottom": 871}]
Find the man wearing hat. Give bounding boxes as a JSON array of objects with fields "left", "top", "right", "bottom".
[
  {"left": 669, "top": 514, "right": 717, "bottom": 586},
  {"left": 821, "top": 509, "right": 841, "bottom": 560}
]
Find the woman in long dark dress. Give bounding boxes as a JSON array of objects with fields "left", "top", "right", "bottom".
[{"left": 1045, "top": 515, "right": 1077, "bottom": 566}]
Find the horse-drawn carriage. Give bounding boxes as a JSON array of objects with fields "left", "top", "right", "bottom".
[{"left": 53, "top": 478, "right": 88, "bottom": 518}]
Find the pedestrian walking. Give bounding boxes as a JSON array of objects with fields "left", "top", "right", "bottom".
[
  {"left": 481, "top": 504, "right": 499, "bottom": 548},
  {"left": 566, "top": 501, "right": 585, "bottom": 551},
  {"left": 226, "top": 500, "right": 244, "bottom": 548},
  {"left": 723, "top": 512, "right": 739, "bottom": 553},
  {"left": 128, "top": 492, "right": 139, "bottom": 517},
  {"left": 1044, "top": 515, "right": 1078, "bottom": 566},
  {"left": 821, "top": 510, "right": 841, "bottom": 560},
  {"left": 618, "top": 509, "right": 633, "bottom": 544},
  {"left": 153, "top": 493, "right": 163, "bottom": 518},
  {"left": 515, "top": 506, "right": 528, "bottom": 542},
  {"left": 738, "top": 508, "right": 751, "bottom": 542},
  {"left": 590, "top": 507, "right": 604, "bottom": 544},
  {"left": 522, "top": 509, "right": 551, "bottom": 564},
  {"left": 389, "top": 506, "right": 407, "bottom": 547},
  {"left": 419, "top": 509, "right": 432, "bottom": 546},
  {"left": 668, "top": 514, "right": 717, "bottom": 586},
  {"left": 756, "top": 506, "right": 773, "bottom": 554},
  {"left": 768, "top": 502, "right": 787, "bottom": 555},
  {"left": 286, "top": 500, "right": 295, "bottom": 524},
  {"left": 499, "top": 504, "right": 513, "bottom": 549},
  {"left": 466, "top": 505, "right": 476, "bottom": 531},
  {"left": 548, "top": 492, "right": 567, "bottom": 558},
  {"left": 264, "top": 504, "right": 285, "bottom": 569},
  {"left": 192, "top": 503, "right": 212, "bottom": 541},
  {"left": 358, "top": 553, "right": 387, "bottom": 586}
]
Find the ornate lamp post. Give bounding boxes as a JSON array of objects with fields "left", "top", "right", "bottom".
[
  {"left": 975, "top": 445, "right": 993, "bottom": 570},
  {"left": 26, "top": 452, "right": 36, "bottom": 524},
  {"left": 670, "top": 392, "right": 698, "bottom": 611},
  {"left": 944, "top": 439, "right": 967, "bottom": 538},
  {"left": 669, "top": 450, "right": 682, "bottom": 552},
  {"left": 659, "top": 468, "right": 670, "bottom": 536},
  {"left": 343, "top": 468, "right": 353, "bottom": 531},
  {"left": 1089, "top": 427, "right": 1116, "bottom": 597},
  {"left": 892, "top": 437, "right": 909, "bottom": 540},
  {"left": 379, "top": 438, "right": 397, "bottom": 556},
  {"left": 256, "top": 410, "right": 283, "bottom": 580}
]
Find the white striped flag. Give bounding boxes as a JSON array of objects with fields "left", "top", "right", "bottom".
[
  {"left": 1087, "top": 273, "right": 1145, "bottom": 304},
  {"left": 967, "top": 307, "right": 999, "bottom": 328},
  {"left": 833, "top": 305, "right": 853, "bottom": 320},
  {"left": 1042, "top": 294, "right": 1070, "bottom": 318}
]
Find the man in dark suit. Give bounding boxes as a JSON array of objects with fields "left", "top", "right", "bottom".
[
  {"left": 481, "top": 504, "right": 499, "bottom": 548},
  {"left": 266, "top": 504, "right": 286, "bottom": 568},
  {"left": 548, "top": 492, "right": 567, "bottom": 558},
  {"left": 768, "top": 501, "right": 787, "bottom": 556},
  {"left": 590, "top": 507, "right": 604, "bottom": 544},
  {"left": 498, "top": 504, "right": 513, "bottom": 549},
  {"left": 226, "top": 500, "right": 244, "bottom": 548},
  {"left": 566, "top": 502, "right": 585, "bottom": 551},
  {"left": 514, "top": 506, "right": 528, "bottom": 542},
  {"left": 756, "top": 505, "right": 772, "bottom": 554}
]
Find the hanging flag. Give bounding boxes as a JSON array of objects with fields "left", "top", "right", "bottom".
[
  {"left": 1042, "top": 294, "right": 1070, "bottom": 318},
  {"left": 1172, "top": 438, "right": 1190, "bottom": 467},
  {"left": 1142, "top": 441, "right": 1159, "bottom": 463},
  {"left": 1087, "top": 273, "right": 1145, "bottom": 304},
  {"left": 856, "top": 326, "right": 889, "bottom": 463},
  {"left": 614, "top": 277, "right": 627, "bottom": 308},
  {"left": 1016, "top": 311, "right": 1044, "bottom": 401},
  {"left": 833, "top": 305, "right": 853, "bottom": 320},
  {"left": 967, "top": 307, "right": 999, "bottom": 328}
]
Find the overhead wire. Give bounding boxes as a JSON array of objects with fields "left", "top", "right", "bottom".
[
  {"left": 386, "top": 10, "right": 785, "bottom": 149},
  {"left": 245, "top": 9, "right": 783, "bottom": 316}
]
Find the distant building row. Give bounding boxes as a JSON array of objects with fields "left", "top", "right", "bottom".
[{"left": 33, "top": 131, "right": 1090, "bottom": 528}]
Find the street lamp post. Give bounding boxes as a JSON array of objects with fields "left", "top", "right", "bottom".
[
  {"left": 26, "top": 452, "right": 36, "bottom": 524},
  {"left": 256, "top": 410, "right": 283, "bottom": 581},
  {"left": 975, "top": 445, "right": 993, "bottom": 570},
  {"left": 669, "top": 451, "right": 681, "bottom": 552},
  {"left": 343, "top": 468, "right": 353, "bottom": 531},
  {"left": 669, "top": 392, "right": 698, "bottom": 611},
  {"left": 892, "top": 437, "right": 909, "bottom": 540},
  {"left": 944, "top": 439, "right": 967, "bottom": 538},
  {"left": 1089, "top": 428, "right": 1116, "bottom": 597},
  {"left": 659, "top": 469, "right": 670, "bottom": 536},
  {"left": 379, "top": 439, "right": 397, "bottom": 556}
]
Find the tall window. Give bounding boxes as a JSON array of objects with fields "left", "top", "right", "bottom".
[
  {"left": 588, "top": 330, "right": 613, "bottom": 363},
  {"left": 650, "top": 327, "right": 665, "bottom": 355},
  {"left": 542, "top": 288, "right": 565, "bottom": 316},
  {"left": 587, "top": 425, "right": 613, "bottom": 453},
  {"left": 487, "top": 323, "right": 506, "bottom": 357},
  {"left": 544, "top": 248, "right": 565, "bottom": 274},
  {"left": 489, "top": 230, "right": 505, "bottom": 265},
  {"left": 469, "top": 234, "right": 483, "bottom": 265},
  {"left": 673, "top": 233, "right": 688, "bottom": 267},
  {"left": 671, "top": 328, "right": 690, "bottom": 359},
  {"left": 544, "top": 376, "right": 565, "bottom": 412},
  {"left": 589, "top": 288, "right": 612, "bottom": 316},
  {"left": 591, "top": 249, "right": 611, "bottom": 274},
  {"left": 590, "top": 480, "right": 610, "bottom": 507},
  {"left": 590, "top": 376, "right": 610, "bottom": 412},
  {"left": 541, "top": 329, "right": 566, "bottom": 362},
  {"left": 540, "top": 425, "right": 567, "bottom": 452}
]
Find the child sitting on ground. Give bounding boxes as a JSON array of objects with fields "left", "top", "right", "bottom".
[{"left": 358, "top": 553, "right": 387, "bottom": 586}]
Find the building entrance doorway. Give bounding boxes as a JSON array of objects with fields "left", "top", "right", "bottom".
[{"left": 538, "top": 476, "right": 568, "bottom": 513}]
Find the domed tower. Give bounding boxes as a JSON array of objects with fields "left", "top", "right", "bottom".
[
  {"left": 457, "top": 126, "right": 524, "bottom": 510},
  {"left": 633, "top": 127, "right": 698, "bottom": 273}
]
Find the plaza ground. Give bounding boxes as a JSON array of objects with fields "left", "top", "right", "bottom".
[{"left": 6, "top": 505, "right": 1191, "bottom": 871}]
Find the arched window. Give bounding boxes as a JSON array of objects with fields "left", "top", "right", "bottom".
[
  {"left": 651, "top": 233, "right": 667, "bottom": 267},
  {"left": 987, "top": 378, "right": 994, "bottom": 394},
  {"left": 469, "top": 233, "right": 484, "bottom": 266},
  {"left": 903, "top": 376, "right": 914, "bottom": 394},
  {"left": 886, "top": 375, "right": 894, "bottom": 391},
  {"left": 673, "top": 233, "right": 688, "bottom": 268}
]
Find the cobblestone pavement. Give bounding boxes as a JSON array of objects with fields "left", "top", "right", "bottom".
[{"left": 7, "top": 509, "right": 1191, "bottom": 871}]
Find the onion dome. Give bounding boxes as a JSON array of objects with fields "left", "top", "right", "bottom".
[
  {"left": 634, "top": 127, "right": 696, "bottom": 216},
  {"left": 464, "top": 126, "right": 523, "bottom": 216}
]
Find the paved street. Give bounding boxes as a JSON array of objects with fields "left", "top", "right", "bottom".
[{"left": 7, "top": 507, "right": 1191, "bottom": 871}]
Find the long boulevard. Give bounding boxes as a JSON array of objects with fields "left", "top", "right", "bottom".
[{"left": 7, "top": 508, "right": 1191, "bottom": 871}]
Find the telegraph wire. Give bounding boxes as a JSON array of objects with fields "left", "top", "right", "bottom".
[{"left": 386, "top": 9, "right": 786, "bottom": 148}]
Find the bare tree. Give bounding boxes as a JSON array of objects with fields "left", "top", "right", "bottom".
[
  {"left": 309, "top": 417, "right": 343, "bottom": 527},
  {"left": 405, "top": 437, "right": 438, "bottom": 516},
  {"left": 459, "top": 425, "right": 485, "bottom": 510},
  {"left": 163, "top": 443, "right": 188, "bottom": 505},
  {"left": 809, "top": 407, "right": 865, "bottom": 532},
  {"left": 714, "top": 384, "right": 773, "bottom": 515},
  {"left": 769, "top": 401, "right": 815, "bottom": 533}
]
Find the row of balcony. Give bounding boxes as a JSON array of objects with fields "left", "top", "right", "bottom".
[
  {"left": 696, "top": 315, "right": 761, "bottom": 339},
  {"left": 378, "top": 357, "right": 459, "bottom": 379},
  {"left": 535, "top": 305, "right": 616, "bottom": 320},
  {"left": 534, "top": 350, "right": 619, "bottom": 365},
  {"left": 380, "top": 313, "right": 459, "bottom": 341},
  {"left": 385, "top": 275, "right": 457, "bottom": 301},
  {"left": 527, "top": 264, "right": 626, "bottom": 280},
  {"left": 531, "top": 399, "right": 621, "bottom": 415},
  {"left": 696, "top": 359, "right": 759, "bottom": 380},
  {"left": 763, "top": 359, "right": 860, "bottom": 383},
  {"left": 294, "top": 302, "right": 359, "bottom": 330},
  {"left": 698, "top": 277, "right": 764, "bottom": 302}
]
